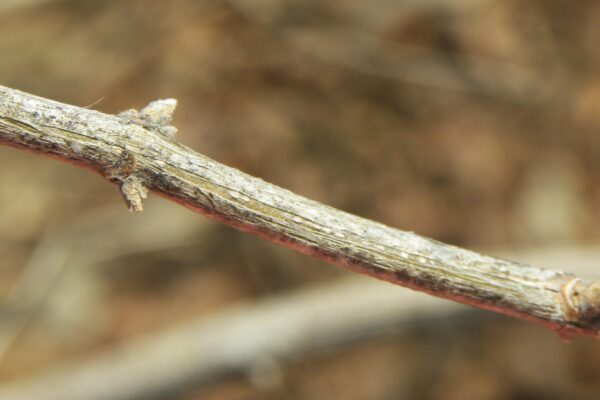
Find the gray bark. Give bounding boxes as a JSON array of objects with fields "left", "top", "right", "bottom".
[{"left": 1, "top": 85, "right": 599, "bottom": 338}]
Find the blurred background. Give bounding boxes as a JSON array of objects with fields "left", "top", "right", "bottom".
[{"left": 1, "top": 0, "right": 600, "bottom": 399}]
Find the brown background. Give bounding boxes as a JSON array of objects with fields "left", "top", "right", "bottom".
[{"left": 1, "top": 0, "right": 600, "bottom": 399}]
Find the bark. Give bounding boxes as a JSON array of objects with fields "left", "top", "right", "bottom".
[{"left": 1, "top": 85, "right": 599, "bottom": 338}]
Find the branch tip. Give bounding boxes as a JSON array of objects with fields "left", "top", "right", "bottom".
[{"left": 561, "top": 278, "right": 600, "bottom": 325}]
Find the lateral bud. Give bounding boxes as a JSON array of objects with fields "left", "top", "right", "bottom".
[
  {"left": 105, "top": 150, "right": 148, "bottom": 212},
  {"left": 561, "top": 277, "right": 600, "bottom": 325},
  {"left": 140, "top": 99, "right": 177, "bottom": 126},
  {"left": 118, "top": 98, "right": 179, "bottom": 138},
  {"left": 120, "top": 175, "right": 148, "bottom": 212}
]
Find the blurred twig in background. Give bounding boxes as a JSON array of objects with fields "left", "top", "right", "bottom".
[
  {"left": 0, "top": 204, "right": 206, "bottom": 366},
  {"left": 226, "top": 0, "right": 545, "bottom": 100},
  {"left": 1, "top": 0, "right": 600, "bottom": 399},
  {"left": 0, "top": 246, "right": 598, "bottom": 400},
  {"left": 0, "top": 0, "right": 58, "bottom": 14},
  {"left": 0, "top": 277, "right": 467, "bottom": 400}
]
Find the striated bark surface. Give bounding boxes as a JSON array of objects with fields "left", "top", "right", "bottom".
[{"left": 1, "top": 85, "right": 599, "bottom": 337}]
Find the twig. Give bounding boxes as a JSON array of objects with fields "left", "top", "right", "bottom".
[
  {"left": 0, "top": 0, "right": 60, "bottom": 14},
  {"left": 285, "top": 27, "right": 541, "bottom": 100},
  {"left": 0, "top": 85, "right": 599, "bottom": 337},
  {"left": 226, "top": 1, "right": 540, "bottom": 100},
  {"left": 0, "top": 277, "right": 466, "bottom": 400},
  {"left": 0, "top": 203, "right": 207, "bottom": 365},
  {"left": 0, "top": 245, "right": 599, "bottom": 400},
  {"left": 0, "top": 233, "right": 69, "bottom": 365}
]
